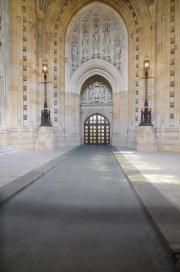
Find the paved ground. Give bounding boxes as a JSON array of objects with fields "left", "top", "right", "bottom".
[
  {"left": 114, "top": 147, "right": 180, "bottom": 269},
  {"left": 0, "top": 145, "right": 174, "bottom": 272},
  {"left": 0, "top": 146, "right": 75, "bottom": 202},
  {"left": 114, "top": 148, "right": 180, "bottom": 212},
  {"left": 0, "top": 147, "right": 73, "bottom": 188}
]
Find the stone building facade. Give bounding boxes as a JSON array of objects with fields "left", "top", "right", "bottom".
[{"left": 0, "top": 0, "right": 180, "bottom": 151}]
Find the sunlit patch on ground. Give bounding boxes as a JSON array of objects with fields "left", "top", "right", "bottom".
[{"left": 114, "top": 149, "right": 180, "bottom": 212}]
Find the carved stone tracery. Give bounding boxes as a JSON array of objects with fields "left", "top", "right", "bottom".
[
  {"left": 66, "top": 3, "right": 128, "bottom": 77},
  {"left": 81, "top": 80, "right": 112, "bottom": 105}
]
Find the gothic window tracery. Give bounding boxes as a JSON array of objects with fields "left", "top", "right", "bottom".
[{"left": 81, "top": 80, "right": 112, "bottom": 105}]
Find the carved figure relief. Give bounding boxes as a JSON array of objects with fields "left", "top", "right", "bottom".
[
  {"left": 103, "top": 18, "right": 111, "bottom": 61},
  {"left": 71, "top": 24, "right": 80, "bottom": 71},
  {"left": 92, "top": 14, "right": 100, "bottom": 58},
  {"left": 67, "top": 3, "right": 128, "bottom": 77},
  {"left": 71, "top": 41, "right": 79, "bottom": 71},
  {"left": 73, "top": 25, "right": 79, "bottom": 41},
  {"left": 81, "top": 81, "right": 112, "bottom": 104},
  {"left": 113, "top": 32, "right": 122, "bottom": 71},
  {"left": 82, "top": 19, "right": 89, "bottom": 63}
]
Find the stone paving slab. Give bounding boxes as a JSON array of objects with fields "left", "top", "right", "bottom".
[
  {"left": 113, "top": 148, "right": 180, "bottom": 271},
  {"left": 0, "top": 145, "right": 175, "bottom": 272},
  {"left": 0, "top": 146, "right": 76, "bottom": 202}
]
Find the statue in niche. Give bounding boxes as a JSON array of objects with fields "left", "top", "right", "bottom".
[
  {"left": 82, "top": 19, "right": 89, "bottom": 62},
  {"left": 113, "top": 32, "right": 122, "bottom": 71},
  {"left": 92, "top": 15, "right": 100, "bottom": 58},
  {"left": 71, "top": 41, "right": 79, "bottom": 72},
  {"left": 73, "top": 24, "right": 79, "bottom": 41},
  {"left": 103, "top": 19, "right": 111, "bottom": 62}
]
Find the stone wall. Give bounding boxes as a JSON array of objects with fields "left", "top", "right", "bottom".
[
  {"left": 0, "top": 0, "right": 8, "bottom": 134},
  {"left": 0, "top": 0, "right": 39, "bottom": 148},
  {"left": 0, "top": 0, "right": 179, "bottom": 151},
  {"left": 155, "top": 0, "right": 180, "bottom": 151}
]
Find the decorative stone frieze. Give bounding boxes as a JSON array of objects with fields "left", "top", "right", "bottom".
[
  {"left": 81, "top": 80, "right": 112, "bottom": 105},
  {"left": 66, "top": 2, "right": 128, "bottom": 85}
]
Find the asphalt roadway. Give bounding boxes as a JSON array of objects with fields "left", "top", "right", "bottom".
[{"left": 0, "top": 145, "right": 174, "bottom": 272}]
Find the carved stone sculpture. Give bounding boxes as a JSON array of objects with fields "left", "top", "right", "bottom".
[
  {"left": 81, "top": 80, "right": 112, "bottom": 104},
  {"left": 103, "top": 18, "right": 111, "bottom": 61},
  {"left": 67, "top": 3, "right": 128, "bottom": 76},
  {"left": 82, "top": 20, "right": 89, "bottom": 62},
  {"left": 93, "top": 15, "right": 100, "bottom": 58},
  {"left": 114, "top": 33, "right": 121, "bottom": 70},
  {"left": 71, "top": 41, "right": 79, "bottom": 71}
]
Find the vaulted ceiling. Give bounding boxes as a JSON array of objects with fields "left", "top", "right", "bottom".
[{"left": 38, "top": 0, "right": 153, "bottom": 35}]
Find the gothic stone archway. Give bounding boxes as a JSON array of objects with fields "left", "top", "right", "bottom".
[
  {"left": 64, "top": 2, "right": 128, "bottom": 146},
  {"left": 80, "top": 75, "right": 113, "bottom": 144}
]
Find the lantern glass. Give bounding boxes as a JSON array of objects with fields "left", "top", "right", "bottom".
[
  {"left": 144, "top": 57, "right": 150, "bottom": 70},
  {"left": 42, "top": 60, "right": 48, "bottom": 73}
]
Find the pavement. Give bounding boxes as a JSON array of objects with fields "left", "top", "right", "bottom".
[
  {"left": 0, "top": 146, "right": 75, "bottom": 202},
  {"left": 113, "top": 147, "right": 180, "bottom": 270},
  {"left": 0, "top": 145, "right": 175, "bottom": 272}
]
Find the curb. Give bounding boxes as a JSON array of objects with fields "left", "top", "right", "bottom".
[
  {"left": 0, "top": 147, "right": 78, "bottom": 203},
  {"left": 113, "top": 149, "right": 180, "bottom": 272}
]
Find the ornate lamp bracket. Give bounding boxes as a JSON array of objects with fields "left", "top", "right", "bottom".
[
  {"left": 40, "top": 59, "right": 52, "bottom": 127},
  {"left": 139, "top": 56, "right": 154, "bottom": 126}
]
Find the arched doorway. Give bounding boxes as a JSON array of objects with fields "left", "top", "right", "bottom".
[
  {"left": 64, "top": 2, "right": 128, "bottom": 146},
  {"left": 80, "top": 75, "right": 113, "bottom": 144},
  {"left": 84, "top": 114, "right": 110, "bottom": 145}
]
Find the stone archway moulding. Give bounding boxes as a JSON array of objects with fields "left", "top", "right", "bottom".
[
  {"left": 45, "top": 0, "right": 151, "bottom": 35},
  {"left": 66, "top": 59, "right": 127, "bottom": 94},
  {"left": 80, "top": 104, "right": 113, "bottom": 145},
  {"left": 81, "top": 108, "right": 112, "bottom": 127}
]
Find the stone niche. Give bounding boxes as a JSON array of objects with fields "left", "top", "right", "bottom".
[{"left": 65, "top": 2, "right": 128, "bottom": 92}]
